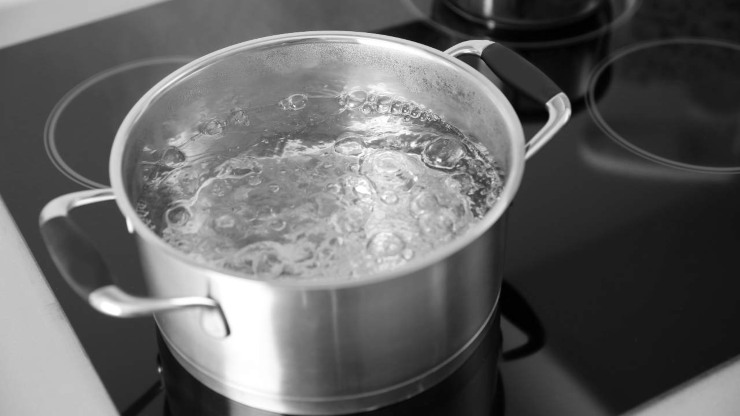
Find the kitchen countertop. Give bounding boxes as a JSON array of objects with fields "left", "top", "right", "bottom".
[
  {"left": 0, "top": 196, "right": 117, "bottom": 416},
  {"left": 628, "top": 355, "right": 740, "bottom": 416}
]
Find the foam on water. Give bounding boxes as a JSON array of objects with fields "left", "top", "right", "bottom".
[{"left": 136, "top": 90, "right": 503, "bottom": 281}]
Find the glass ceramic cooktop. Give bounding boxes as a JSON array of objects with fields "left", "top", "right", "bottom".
[{"left": 1, "top": 0, "right": 740, "bottom": 414}]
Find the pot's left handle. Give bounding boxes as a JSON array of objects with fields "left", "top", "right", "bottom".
[
  {"left": 446, "top": 40, "right": 571, "bottom": 159},
  {"left": 39, "top": 189, "right": 229, "bottom": 337}
]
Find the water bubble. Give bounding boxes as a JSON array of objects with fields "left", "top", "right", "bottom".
[
  {"left": 161, "top": 166, "right": 200, "bottom": 198},
  {"left": 291, "top": 241, "right": 317, "bottom": 262},
  {"left": 161, "top": 147, "right": 185, "bottom": 166},
  {"left": 332, "top": 207, "right": 366, "bottom": 233},
  {"left": 445, "top": 172, "right": 475, "bottom": 193},
  {"left": 367, "top": 232, "right": 405, "bottom": 257},
  {"left": 168, "top": 236, "right": 196, "bottom": 252},
  {"left": 231, "top": 205, "right": 258, "bottom": 222},
  {"left": 422, "top": 137, "right": 465, "bottom": 170},
  {"left": 337, "top": 94, "right": 348, "bottom": 107},
  {"left": 346, "top": 175, "right": 374, "bottom": 201},
  {"left": 312, "top": 192, "right": 341, "bottom": 217},
  {"left": 135, "top": 200, "right": 150, "bottom": 218},
  {"left": 347, "top": 90, "right": 367, "bottom": 108},
  {"left": 362, "top": 151, "right": 417, "bottom": 192},
  {"left": 165, "top": 205, "right": 191, "bottom": 227},
  {"left": 381, "top": 135, "right": 409, "bottom": 151},
  {"left": 256, "top": 205, "right": 275, "bottom": 218},
  {"left": 166, "top": 132, "right": 191, "bottom": 147},
  {"left": 485, "top": 192, "right": 499, "bottom": 206},
  {"left": 247, "top": 173, "right": 263, "bottom": 186},
  {"left": 374, "top": 152, "right": 404, "bottom": 174},
  {"left": 334, "top": 136, "right": 366, "bottom": 156},
  {"left": 268, "top": 218, "right": 287, "bottom": 231},
  {"left": 390, "top": 101, "right": 404, "bottom": 115},
  {"left": 410, "top": 191, "right": 438, "bottom": 217},
  {"left": 228, "top": 108, "right": 250, "bottom": 126},
  {"left": 438, "top": 194, "right": 469, "bottom": 223},
  {"left": 326, "top": 183, "right": 341, "bottom": 194},
  {"left": 231, "top": 242, "right": 285, "bottom": 279},
  {"left": 200, "top": 119, "right": 225, "bottom": 135},
  {"left": 214, "top": 214, "right": 237, "bottom": 229},
  {"left": 193, "top": 238, "right": 233, "bottom": 263},
  {"left": 317, "top": 238, "right": 340, "bottom": 263},
  {"left": 281, "top": 241, "right": 317, "bottom": 275},
  {"left": 215, "top": 156, "right": 261, "bottom": 178},
  {"left": 418, "top": 212, "right": 454, "bottom": 238},
  {"left": 380, "top": 191, "right": 398, "bottom": 204},
  {"left": 139, "top": 164, "right": 158, "bottom": 183},
  {"left": 283, "top": 94, "right": 308, "bottom": 110},
  {"left": 254, "top": 250, "right": 285, "bottom": 278},
  {"left": 377, "top": 96, "right": 393, "bottom": 113},
  {"left": 206, "top": 179, "right": 232, "bottom": 198},
  {"left": 401, "top": 248, "right": 414, "bottom": 260},
  {"left": 409, "top": 106, "right": 421, "bottom": 118}
]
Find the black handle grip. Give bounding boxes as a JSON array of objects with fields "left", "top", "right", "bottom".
[
  {"left": 500, "top": 280, "right": 546, "bottom": 360},
  {"left": 481, "top": 42, "right": 563, "bottom": 105},
  {"left": 39, "top": 190, "right": 227, "bottom": 330},
  {"left": 40, "top": 209, "right": 114, "bottom": 300}
]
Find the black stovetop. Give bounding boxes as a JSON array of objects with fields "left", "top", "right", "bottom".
[{"left": 2, "top": 0, "right": 740, "bottom": 415}]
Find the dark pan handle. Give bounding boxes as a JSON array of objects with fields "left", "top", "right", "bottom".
[
  {"left": 39, "top": 189, "right": 229, "bottom": 337},
  {"left": 500, "top": 280, "right": 546, "bottom": 360},
  {"left": 446, "top": 40, "right": 571, "bottom": 159}
]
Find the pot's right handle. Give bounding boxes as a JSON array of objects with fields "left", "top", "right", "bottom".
[
  {"left": 446, "top": 40, "right": 571, "bottom": 159},
  {"left": 500, "top": 280, "right": 545, "bottom": 360},
  {"left": 39, "top": 189, "right": 229, "bottom": 337}
]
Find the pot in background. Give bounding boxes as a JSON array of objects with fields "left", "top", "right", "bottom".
[{"left": 444, "top": 0, "right": 607, "bottom": 29}]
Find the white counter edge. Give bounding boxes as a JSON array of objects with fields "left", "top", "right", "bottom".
[
  {"left": 0, "top": 0, "right": 168, "bottom": 50},
  {"left": 626, "top": 354, "right": 740, "bottom": 416},
  {"left": 0, "top": 195, "right": 118, "bottom": 415}
]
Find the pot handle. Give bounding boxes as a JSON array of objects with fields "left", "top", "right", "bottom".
[
  {"left": 445, "top": 40, "right": 571, "bottom": 159},
  {"left": 500, "top": 280, "right": 545, "bottom": 360},
  {"left": 39, "top": 189, "right": 229, "bottom": 337}
]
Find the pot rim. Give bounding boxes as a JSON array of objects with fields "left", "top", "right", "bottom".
[{"left": 109, "top": 30, "right": 526, "bottom": 289}]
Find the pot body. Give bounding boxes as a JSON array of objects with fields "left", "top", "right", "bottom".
[
  {"left": 111, "top": 32, "right": 527, "bottom": 414},
  {"left": 158, "top": 304, "right": 504, "bottom": 416},
  {"left": 145, "top": 220, "right": 504, "bottom": 414}
]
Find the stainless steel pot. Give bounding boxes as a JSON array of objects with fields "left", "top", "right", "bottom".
[
  {"left": 443, "top": 0, "right": 606, "bottom": 29},
  {"left": 40, "top": 31, "right": 569, "bottom": 415}
]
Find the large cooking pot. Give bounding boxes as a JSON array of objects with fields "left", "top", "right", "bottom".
[{"left": 39, "top": 32, "right": 569, "bottom": 415}]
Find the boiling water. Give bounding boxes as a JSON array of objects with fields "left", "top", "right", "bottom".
[{"left": 136, "top": 91, "right": 503, "bottom": 281}]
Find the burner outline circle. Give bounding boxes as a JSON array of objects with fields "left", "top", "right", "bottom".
[
  {"left": 586, "top": 38, "right": 740, "bottom": 174},
  {"left": 44, "top": 56, "right": 193, "bottom": 189}
]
